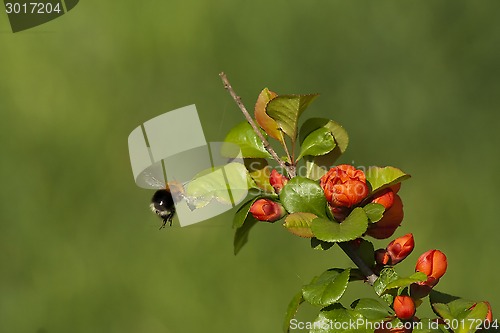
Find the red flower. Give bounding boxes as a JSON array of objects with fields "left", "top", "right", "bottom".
[
  {"left": 393, "top": 296, "right": 416, "bottom": 320},
  {"left": 249, "top": 199, "right": 286, "bottom": 222},
  {"left": 366, "top": 194, "right": 404, "bottom": 239},
  {"left": 320, "top": 165, "right": 369, "bottom": 208},
  {"left": 386, "top": 233, "right": 414, "bottom": 265},
  {"left": 269, "top": 169, "right": 288, "bottom": 194}
]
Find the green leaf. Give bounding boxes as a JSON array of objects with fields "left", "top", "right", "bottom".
[
  {"left": 233, "top": 198, "right": 257, "bottom": 228},
  {"left": 185, "top": 162, "right": 250, "bottom": 209},
  {"left": 365, "top": 166, "right": 410, "bottom": 192},
  {"left": 280, "top": 176, "right": 328, "bottom": 218},
  {"left": 311, "top": 208, "right": 369, "bottom": 243},
  {"left": 363, "top": 203, "right": 385, "bottom": 223},
  {"left": 266, "top": 94, "right": 319, "bottom": 142},
  {"left": 300, "top": 118, "right": 349, "bottom": 153},
  {"left": 310, "top": 303, "right": 372, "bottom": 333},
  {"left": 254, "top": 88, "right": 285, "bottom": 143},
  {"left": 374, "top": 268, "right": 399, "bottom": 296},
  {"left": 304, "top": 156, "right": 329, "bottom": 180},
  {"left": 385, "top": 272, "right": 427, "bottom": 291},
  {"left": 429, "top": 290, "right": 460, "bottom": 305},
  {"left": 300, "top": 118, "right": 349, "bottom": 180},
  {"left": 311, "top": 237, "right": 336, "bottom": 251},
  {"left": 223, "top": 121, "right": 271, "bottom": 158},
  {"left": 374, "top": 268, "right": 399, "bottom": 305},
  {"left": 355, "top": 239, "right": 376, "bottom": 268},
  {"left": 302, "top": 269, "right": 350, "bottom": 307},
  {"left": 351, "top": 298, "right": 393, "bottom": 320},
  {"left": 234, "top": 216, "right": 258, "bottom": 255},
  {"left": 283, "top": 212, "right": 316, "bottom": 238},
  {"left": 297, "top": 127, "right": 336, "bottom": 161},
  {"left": 283, "top": 291, "right": 304, "bottom": 333},
  {"left": 433, "top": 300, "right": 489, "bottom": 333}
]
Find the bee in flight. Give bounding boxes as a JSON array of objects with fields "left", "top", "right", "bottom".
[{"left": 144, "top": 173, "right": 187, "bottom": 229}]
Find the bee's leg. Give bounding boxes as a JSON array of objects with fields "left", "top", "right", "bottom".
[
  {"left": 159, "top": 212, "right": 174, "bottom": 230},
  {"left": 159, "top": 220, "right": 167, "bottom": 230}
]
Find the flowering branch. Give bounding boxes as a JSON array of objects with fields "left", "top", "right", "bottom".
[
  {"left": 219, "top": 72, "right": 296, "bottom": 178},
  {"left": 221, "top": 78, "right": 495, "bottom": 332}
]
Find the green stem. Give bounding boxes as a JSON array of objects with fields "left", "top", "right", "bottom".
[{"left": 338, "top": 242, "right": 378, "bottom": 286}]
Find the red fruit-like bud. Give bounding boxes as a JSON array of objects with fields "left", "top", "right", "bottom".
[
  {"left": 249, "top": 199, "right": 286, "bottom": 222},
  {"left": 415, "top": 250, "right": 447, "bottom": 281},
  {"left": 320, "top": 165, "right": 369, "bottom": 208},
  {"left": 386, "top": 233, "right": 414, "bottom": 265},
  {"left": 375, "top": 249, "right": 390, "bottom": 265},
  {"left": 393, "top": 296, "right": 416, "bottom": 320},
  {"left": 269, "top": 169, "right": 289, "bottom": 194},
  {"left": 366, "top": 194, "right": 404, "bottom": 239}
]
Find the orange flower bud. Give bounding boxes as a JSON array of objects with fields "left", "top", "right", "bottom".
[
  {"left": 386, "top": 233, "right": 414, "bottom": 265},
  {"left": 249, "top": 199, "right": 286, "bottom": 222},
  {"left": 366, "top": 194, "right": 404, "bottom": 239},
  {"left": 269, "top": 169, "right": 288, "bottom": 194},
  {"left": 372, "top": 188, "right": 395, "bottom": 209},
  {"left": 393, "top": 296, "right": 416, "bottom": 320},
  {"left": 415, "top": 250, "right": 447, "bottom": 281},
  {"left": 320, "top": 164, "right": 369, "bottom": 208}
]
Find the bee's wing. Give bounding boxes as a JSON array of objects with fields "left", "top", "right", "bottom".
[{"left": 142, "top": 172, "right": 166, "bottom": 190}]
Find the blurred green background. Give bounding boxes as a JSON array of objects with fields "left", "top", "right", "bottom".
[{"left": 1, "top": 1, "right": 499, "bottom": 332}]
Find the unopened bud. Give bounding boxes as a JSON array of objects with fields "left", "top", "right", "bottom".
[
  {"left": 393, "top": 295, "right": 416, "bottom": 320},
  {"left": 249, "top": 199, "right": 286, "bottom": 222},
  {"left": 269, "top": 169, "right": 289, "bottom": 194},
  {"left": 372, "top": 188, "right": 395, "bottom": 209},
  {"left": 386, "top": 233, "right": 414, "bottom": 265},
  {"left": 366, "top": 194, "right": 404, "bottom": 239},
  {"left": 415, "top": 249, "right": 447, "bottom": 280}
]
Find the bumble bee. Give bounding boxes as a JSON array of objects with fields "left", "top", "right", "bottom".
[
  {"left": 150, "top": 188, "right": 176, "bottom": 229},
  {"left": 142, "top": 170, "right": 201, "bottom": 229},
  {"left": 143, "top": 172, "right": 185, "bottom": 229}
]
